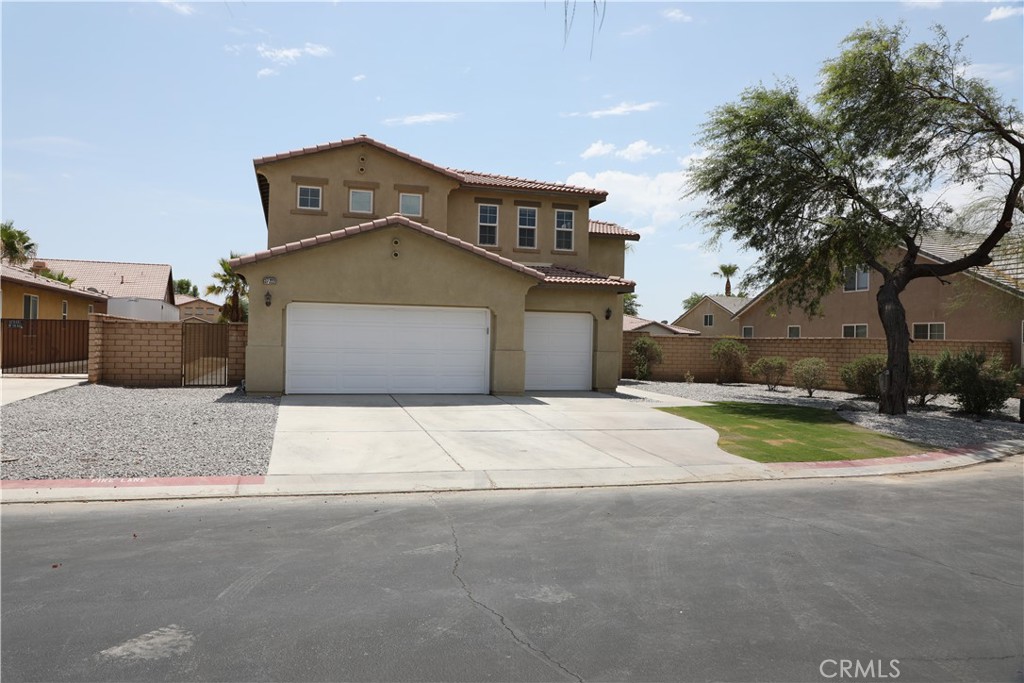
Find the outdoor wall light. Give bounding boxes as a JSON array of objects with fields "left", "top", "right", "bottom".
[
  {"left": 264, "top": 291, "right": 272, "bottom": 307},
  {"left": 605, "top": 308, "right": 612, "bottom": 320}
]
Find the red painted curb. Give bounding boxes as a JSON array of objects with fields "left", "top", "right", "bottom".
[{"left": 1, "top": 475, "right": 265, "bottom": 489}]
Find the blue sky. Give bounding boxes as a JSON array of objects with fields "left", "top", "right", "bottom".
[{"left": 3, "top": 1, "right": 1022, "bottom": 322}]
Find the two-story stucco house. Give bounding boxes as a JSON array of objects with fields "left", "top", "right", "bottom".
[{"left": 230, "top": 135, "right": 639, "bottom": 394}]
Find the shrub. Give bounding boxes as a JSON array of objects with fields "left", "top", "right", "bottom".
[
  {"left": 908, "top": 354, "right": 940, "bottom": 407},
  {"left": 711, "top": 338, "right": 748, "bottom": 383},
  {"left": 792, "top": 357, "right": 828, "bottom": 397},
  {"left": 839, "top": 354, "right": 887, "bottom": 398},
  {"left": 936, "top": 349, "right": 1016, "bottom": 415},
  {"left": 630, "top": 336, "right": 663, "bottom": 381},
  {"left": 750, "top": 356, "right": 788, "bottom": 391}
]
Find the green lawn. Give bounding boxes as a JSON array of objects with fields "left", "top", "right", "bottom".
[{"left": 659, "top": 402, "right": 935, "bottom": 463}]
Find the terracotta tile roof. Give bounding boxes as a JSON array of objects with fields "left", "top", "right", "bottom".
[
  {"left": 34, "top": 258, "right": 174, "bottom": 301},
  {"left": 624, "top": 314, "right": 698, "bottom": 335},
  {"left": 253, "top": 135, "right": 607, "bottom": 204},
  {"left": 228, "top": 215, "right": 546, "bottom": 281},
  {"left": 919, "top": 232, "right": 1023, "bottom": 296},
  {"left": 589, "top": 220, "right": 640, "bottom": 241},
  {"left": 1, "top": 261, "right": 109, "bottom": 301},
  {"left": 532, "top": 264, "right": 635, "bottom": 290},
  {"left": 174, "top": 295, "right": 219, "bottom": 307}
]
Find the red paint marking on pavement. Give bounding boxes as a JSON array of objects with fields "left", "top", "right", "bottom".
[{"left": 1, "top": 475, "right": 265, "bottom": 489}]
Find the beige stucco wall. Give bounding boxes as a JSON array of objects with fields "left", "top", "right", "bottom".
[
  {"left": 236, "top": 224, "right": 541, "bottom": 393},
  {"left": 588, "top": 236, "right": 627, "bottom": 277},
  {"left": 258, "top": 143, "right": 460, "bottom": 248},
  {"left": 525, "top": 286, "right": 622, "bottom": 391},
  {"left": 738, "top": 269, "right": 1024, "bottom": 364},
  {"left": 446, "top": 188, "right": 591, "bottom": 270},
  {"left": 1, "top": 280, "right": 107, "bottom": 320},
  {"left": 674, "top": 300, "right": 741, "bottom": 337}
]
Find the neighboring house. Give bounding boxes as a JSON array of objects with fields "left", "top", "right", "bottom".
[
  {"left": 1, "top": 260, "right": 109, "bottom": 319},
  {"left": 672, "top": 295, "right": 751, "bottom": 338},
  {"left": 230, "top": 134, "right": 639, "bottom": 394},
  {"left": 624, "top": 315, "right": 698, "bottom": 336},
  {"left": 734, "top": 234, "right": 1024, "bottom": 362},
  {"left": 33, "top": 258, "right": 178, "bottom": 321},
  {"left": 175, "top": 295, "right": 221, "bottom": 323}
]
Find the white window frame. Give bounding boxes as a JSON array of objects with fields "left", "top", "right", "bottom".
[
  {"left": 23, "top": 294, "right": 39, "bottom": 320},
  {"left": 842, "top": 323, "right": 868, "bottom": 338},
  {"left": 554, "top": 209, "right": 574, "bottom": 251},
  {"left": 703, "top": 314, "right": 714, "bottom": 327},
  {"left": 398, "top": 192, "right": 422, "bottom": 218},
  {"left": 912, "top": 322, "right": 945, "bottom": 340},
  {"left": 88, "top": 304, "right": 94, "bottom": 314},
  {"left": 61, "top": 300, "right": 68, "bottom": 320},
  {"left": 296, "top": 185, "right": 322, "bottom": 211},
  {"left": 741, "top": 326, "right": 753, "bottom": 338},
  {"left": 478, "top": 204, "right": 499, "bottom": 246},
  {"left": 843, "top": 266, "right": 870, "bottom": 292},
  {"left": 517, "top": 206, "right": 537, "bottom": 249},
  {"left": 349, "top": 189, "right": 373, "bottom": 214},
  {"left": 788, "top": 325, "right": 801, "bottom": 338}
]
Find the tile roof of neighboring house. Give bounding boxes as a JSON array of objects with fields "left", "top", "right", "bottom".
[
  {"left": 1, "top": 261, "right": 109, "bottom": 301},
  {"left": 34, "top": 258, "right": 174, "bottom": 301},
  {"left": 532, "top": 265, "right": 636, "bottom": 290},
  {"left": 588, "top": 220, "right": 641, "bottom": 241},
  {"left": 918, "top": 232, "right": 1023, "bottom": 297},
  {"left": 623, "top": 314, "right": 698, "bottom": 335},
  {"left": 174, "top": 295, "right": 220, "bottom": 307},
  {"left": 252, "top": 135, "right": 607, "bottom": 204},
  {"left": 707, "top": 295, "right": 751, "bottom": 314}
]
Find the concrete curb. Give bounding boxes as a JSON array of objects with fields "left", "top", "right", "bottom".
[{"left": 2, "top": 441, "right": 1020, "bottom": 505}]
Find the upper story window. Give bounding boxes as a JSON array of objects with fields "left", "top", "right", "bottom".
[
  {"left": 61, "top": 300, "right": 69, "bottom": 320},
  {"left": 478, "top": 204, "right": 498, "bottom": 246},
  {"left": 842, "top": 323, "right": 868, "bottom": 338},
  {"left": 399, "top": 193, "right": 422, "bottom": 218},
  {"left": 23, "top": 294, "right": 38, "bottom": 320},
  {"left": 518, "top": 207, "right": 537, "bottom": 249},
  {"left": 788, "top": 325, "right": 801, "bottom": 338},
  {"left": 350, "top": 189, "right": 373, "bottom": 214},
  {"left": 88, "top": 304, "right": 94, "bottom": 314},
  {"left": 703, "top": 314, "right": 714, "bottom": 327},
  {"left": 297, "top": 185, "right": 322, "bottom": 210},
  {"left": 741, "top": 326, "right": 753, "bottom": 338},
  {"left": 844, "top": 266, "right": 870, "bottom": 292},
  {"left": 913, "top": 322, "right": 945, "bottom": 340},
  {"left": 555, "top": 210, "right": 574, "bottom": 251}
]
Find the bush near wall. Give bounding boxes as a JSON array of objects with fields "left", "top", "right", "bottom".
[{"left": 620, "top": 330, "right": 1014, "bottom": 392}]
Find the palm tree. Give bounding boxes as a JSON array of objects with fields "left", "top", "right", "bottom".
[
  {"left": 711, "top": 263, "right": 739, "bottom": 297},
  {"left": 1, "top": 221, "right": 36, "bottom": 264},
  {"left": 206, "top": 253, "right": 248, "bottom": 323}
]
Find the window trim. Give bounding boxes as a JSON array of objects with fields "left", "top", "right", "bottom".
[
  {"left": 23, "top": 294, "right": 39, "bottom": 320},
  {"left": 703, "top": 313, "right": 714, "bottom": 327},
  {"left": 787, "top": 325, "right": 801, "bottom": 338},
  {"left": 398, "top": 192, "right": 423, "bottom": 218},
  {"left": 842, "top": 323, "right": 868, "bottom": 338},
  {"left": 554, "top": 209, "right": 574, "bottom": 252},
  {"left": 88, "top": 304, "right": 94, "bottom": 314},
  {"left": 296, "top": 185, "right": 322, "bottom": 211},
  {"left": 517, "top": 206, "right": 537, "bottom": 249},
  {"left": 478, "top": 203, "right": 499, "bottom": 247},
  {"left": 912, "top": 322, "right": 946, "bottom": 340},
  {"left": 741, "top": 326, "right": 753, "bottom": 338},
  {"left": 349, "top": 188, "right": 374, "bottom": 214},
  {"left": 843, "top": 266, "right": 870, "bottom": 292},
  {"left": 61, "top": 300, "right": 69, "bottom": 320}
]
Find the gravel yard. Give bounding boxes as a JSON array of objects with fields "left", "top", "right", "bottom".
[
  {"left": 623, "top": 380, "right": 1024, "bottom": 450},
  {"left": 1, "top": 385, "right": 278, "bottom": 480}
]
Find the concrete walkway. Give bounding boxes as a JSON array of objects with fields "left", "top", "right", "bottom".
[
  {"left": 0, "top": 375, "right": 87, "bottom": 406},
  {"left": 2, "top": 381, "right": 1020, "bottom": 504}
]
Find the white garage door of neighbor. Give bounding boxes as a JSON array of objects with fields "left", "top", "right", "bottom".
[
  {"left": 286, "top": 303, "right": 490, "bottom": 394},
  {"left": 524, "top": 312, "right": 593, "bottom": 391}
]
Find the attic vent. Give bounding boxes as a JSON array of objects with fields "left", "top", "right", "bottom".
[{"left": 120, "top": 275, "right": 124, "bottom": 284}]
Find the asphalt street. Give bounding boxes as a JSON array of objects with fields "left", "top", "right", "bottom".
[{"left": 2, "top": 461, "right": 1022, "bottom": 683}]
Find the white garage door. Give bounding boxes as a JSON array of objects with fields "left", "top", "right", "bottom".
[
  {"left": 286, "top": 303, "right": 490, "bottom": 394},
  {"left": 524, "top": 312, "right": 593, "bottom": 390}
]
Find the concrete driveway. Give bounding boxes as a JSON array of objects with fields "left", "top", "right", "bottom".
[{"left": 269, "top": 392, "right": 752, "bottom": 487}]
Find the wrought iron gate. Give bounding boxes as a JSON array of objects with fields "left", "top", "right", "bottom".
[
  {"left": 182, "top": 323, "right": 228, "bottom": 386},
  {"left": 1, "top": 319, "right": 90, "bottom": 373}
]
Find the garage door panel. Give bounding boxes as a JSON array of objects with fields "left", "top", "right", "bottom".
[
  {"left": 525, "top": 312, "right": 593, "bottom": 391},
  {"left": 286, "top": 303, "right": 490, "bottom": 394}
]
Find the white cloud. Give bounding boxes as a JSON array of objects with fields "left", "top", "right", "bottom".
[
  {"left": 352, "top": 74, "right": 367, "bottom": 82},
  {"left": 984, "top": 6, "right": 1024, "bottom": 21},
  {"left": 965, "top": 62, "right": 1019, "bottom": 81},
  {"left": 566, "top": 168, "right": 687, "bottom": 235},
  {"left": 622, "top": 25, "right": 653, "bottom": 37},
  {"left": 663, "top": 8, "right": 693, "bottom": 22},
  {"left": 581, "top": 140, "right": 616, "bottom": 159},
  {"left": 223, "top": 44, "right": 244, "bottom": 56},
  {"left": 256, "top": 68, "right": 278, "bottom": 79},
  {"left": 617, "top": 140, "right": 664, "bottom": 162},
  {"left": 901, "top": 0, "right": 942, "bottom": 9},
  {"left": 566, "top": 101, "right": 661, "bottom": 119},
  {"left": 160, "top": 1, "right": 195, "bottom": 16},
  {"left": 382, "top": 112, "right": 461, "bottom": 126},
  {"left": 257, "top": 42, "right": 331, "bottom": 65}
]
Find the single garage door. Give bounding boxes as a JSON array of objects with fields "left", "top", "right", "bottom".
[
  {"left": 286, "top": 303, "right": 490, "bottom": 394},
  {"left": 524, "top": 312, "right": 593, "bottom": 390}
]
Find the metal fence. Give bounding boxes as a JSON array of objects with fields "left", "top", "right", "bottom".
[
  {"left": 1, "top": 319, "right": 90, "bottom": 374},
  {"left": 182, "top": 323, "right": 229, "bottom": 386}
]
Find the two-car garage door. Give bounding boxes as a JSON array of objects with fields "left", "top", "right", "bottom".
[{"left": 285, "top": 304, "right": 593, "bottom": 394}]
